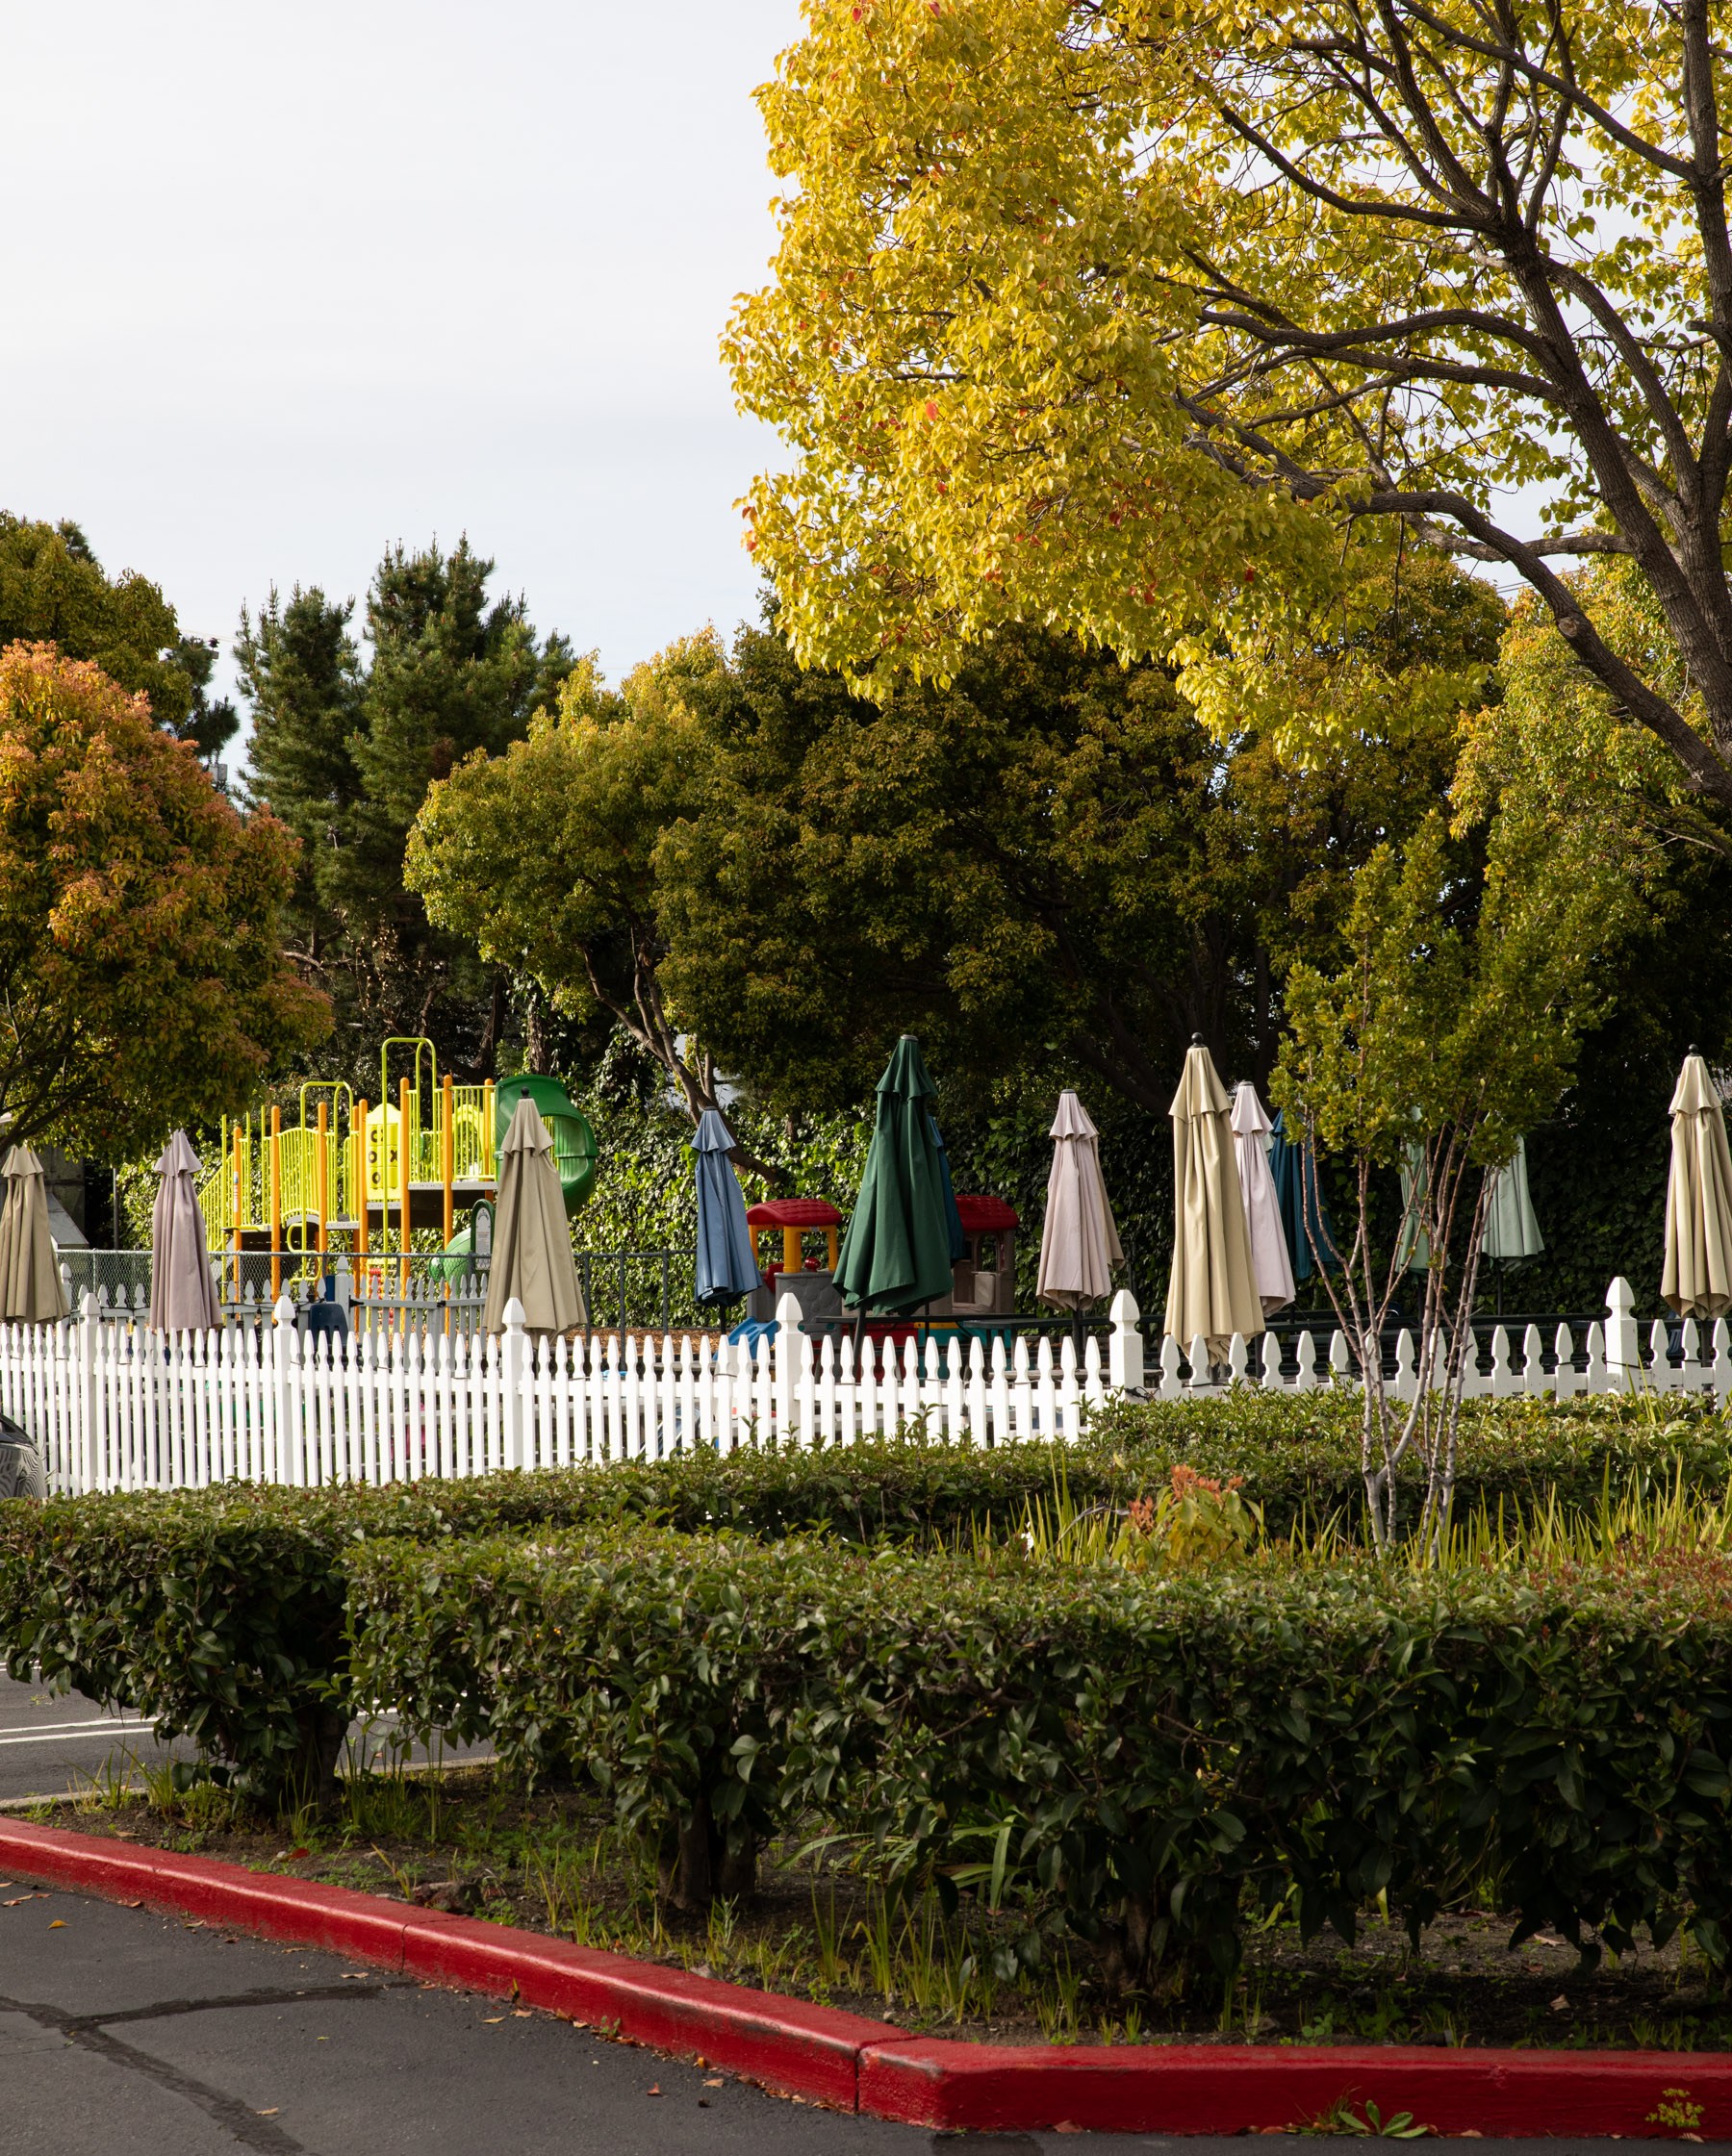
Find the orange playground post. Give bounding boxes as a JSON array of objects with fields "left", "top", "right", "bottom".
[
  {"left": 230, "top": 1123, "right": 242, "bottom": 1301},
  {"left": 398, "top": 1078, "right": 411, "bottom": 1295},
  {"left": 355, "top": 1099, "right": 369, "bottom": 1259},
  {"left": 442, "top": 1074, "right": 454, "bottom": 1248},
  {"left": 316, "top": 1101, "right": 328, "bottom": 1260}
]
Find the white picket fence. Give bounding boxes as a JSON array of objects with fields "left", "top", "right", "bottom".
[{"left": 0, "top": 1276, "right": 1719, "bottom": 1496}]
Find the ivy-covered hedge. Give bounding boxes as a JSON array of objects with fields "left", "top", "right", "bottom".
[
  {"left": 1, "top": 1390, "right": 1726, "bottom": 1802},
  {"left": 348, "top": 1520, "right": 1732, "bottom": 1977}
]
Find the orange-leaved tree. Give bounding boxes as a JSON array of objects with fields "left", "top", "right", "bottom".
[{"left": 0, "top": 643, "right": 329, "bottom": 1157}]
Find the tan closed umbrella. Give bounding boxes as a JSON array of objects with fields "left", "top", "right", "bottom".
[
  {"left": 1036, "top": 1090, "right": 1123, "bottom": 1309},
  {"left": 1165, "top": 1037, "right": 1261, "bottom": 1361},
  {"left": 484, "top": 1096, "right": 587, "bottom": 1334},
  {"left": 1662, "top": 1047, "right": 1732, "bottom": 1319},
  {"left": 0, "top": 1146, "right": 68, "bottom": 1323},
  {"left": 149, "top": 1129, "right": 221, "bottom": 1332}
]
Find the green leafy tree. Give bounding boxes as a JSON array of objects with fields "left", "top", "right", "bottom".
[
  {"left": 656, "top": 573, "right": 1499, "bottom": 1115},
  {"left": 410, "top": 567, "right": 1496, "bottom": 1154},
  {"left": 1272, "top": 811, "right": 1635, "bottom": 1553},
  {"left": 728, "top": 0, "right": 1732, "bottom": 812},
  {"left": 0, "top": 643, "right": 329, "bottom": 1158},
  {"left": 241, "top": 539, "right": 573, "bottom": 1080},
  {"left": 404, "top": 644, "right": 794, "bottom": 1174}
]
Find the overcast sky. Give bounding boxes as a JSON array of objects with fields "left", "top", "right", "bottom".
[{"left": 0, "top": 0, "right": 804, "bottom": 752}]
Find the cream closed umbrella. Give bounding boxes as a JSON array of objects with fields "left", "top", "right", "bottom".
[
  {"left": 149, "top": 1130, "right": 220, "bottom": 1332},
  {"left": 1036, "top": 1091, "right": 1123, "bottom": 1310},
  {"left": 1662, "top": 1046, "right": 1732, "bottom": 1320},
  {"left": 0, "top": 1147, "right": 68, "bottom": 1323},
  {"left": 1165, "top": 1038, "right": 1262, "bottom": 1361},
  {"left": 484, "top": 1096, "right": 587, "bottom": 1334},
  {"left": 1231, "top": 1082, "right": 1294, "bottom": 1316}
]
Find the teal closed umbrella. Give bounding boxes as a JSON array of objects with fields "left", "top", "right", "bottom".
[
  {"left": 1268, "top": 1109, "right": 1337, "bottom": 1282},
  {"left": 834, "top": 1036, "right": 955, "bottom": 1314}
]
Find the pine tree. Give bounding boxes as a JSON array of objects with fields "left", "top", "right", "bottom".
[{"left": 238, "top": 540, "right": 572, "bottom": 1080}]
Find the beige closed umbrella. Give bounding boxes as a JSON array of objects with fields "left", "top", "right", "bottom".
[
  {"left": 1165, "top": 1037, "right": 1261, "bottom": 1362},
  {"left": 1036, "top": 1091, "right": 1123, "bottom": 1310},
  {"left": 0, "top": 1146, "right": 68, "bottom": 1323},
  {"left": 1662, "top": 1046, "right": 1732, "bottom": 1319},
  {"left": 149, "top": 1129, "right": 221, "bottom": 1332},
  {"left": 484, "top": 1096, "right": 587, "bottom": 1334}
]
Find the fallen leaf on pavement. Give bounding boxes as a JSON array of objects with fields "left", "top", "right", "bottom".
[
  {"left": 703, "top": 2077, "right": 725, "bottom": 2088},
  {"left": 647, "top": 2084, "right": 662, "bottom": 2096},
  {"left": 48, "top": 1919, "right": 64, "bottom": 1929},
  {"left": 482, "top": 2016, "right": 504, "bottom": 2024}
]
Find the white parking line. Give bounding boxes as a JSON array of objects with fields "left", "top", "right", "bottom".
[{"left": 0, "top": 1719, "right": 151, "bottom": 1745}]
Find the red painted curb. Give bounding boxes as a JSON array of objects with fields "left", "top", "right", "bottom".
[
  {"left": 4, "top": 1816, "right": 1730, "bottom": 2136},
  {"left": 858, "top": 2037, "right": 1732, "bottom": 2136}
]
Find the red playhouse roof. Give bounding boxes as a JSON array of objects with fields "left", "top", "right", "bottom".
[
  {"left": 746, "top": 1198, "right": 843, "bottom": 1230},
  {"left": 955, "top": 1193, "right": 1018, "bottom": 1232}
]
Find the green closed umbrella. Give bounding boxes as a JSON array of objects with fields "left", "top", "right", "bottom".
[{"left": 834, "top": 1036, "right": 955, "bottom": 1314}]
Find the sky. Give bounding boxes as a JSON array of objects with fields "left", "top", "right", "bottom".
[{"left": 0, "top": 0, "right": 806, "bottom": 759}]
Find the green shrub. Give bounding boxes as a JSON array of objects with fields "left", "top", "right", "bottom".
[
  {"left": 347, "top": 1518, "right": 1732, "bottom": 1983},
  {"left": 5, "top": 1389, "right": 1728, "bottom": 1807}
]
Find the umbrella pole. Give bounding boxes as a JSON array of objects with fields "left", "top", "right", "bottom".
[
  {"left": 852, "top": 1304, "right": 867, "bottom": 1370},
  {"left": 1071, "top": 1306, "right": 1084, "bottom": 1362}
]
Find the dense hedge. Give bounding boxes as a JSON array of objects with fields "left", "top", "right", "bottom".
[
  {"left": 1, "top": 1390, "right": 1727, "bottom": 1801},
  {"left": 348, "top": 1519, "right": 1732, "bottom": 1977}
]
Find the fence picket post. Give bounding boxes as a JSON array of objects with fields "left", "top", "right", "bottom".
[
  {"left": 77, "top": 1289, "right": 101, "bottom": 1494},
  {"left": 500, "top": 1298, "right": 527, "bottom": 1469},
  {"left": 272, "top": 1295, "right": 298, "bottom": 1486},
  {"left": 1108, "top": 1290, "right": 1143, "bottom": 1394},
  {"left": 1604, "top": 1276, "right": 1640, "bottom": 1387}
]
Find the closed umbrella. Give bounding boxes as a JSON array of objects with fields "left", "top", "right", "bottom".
[
  {"left": 1231, "top": 1082, "right": 1294, "bottom": 1316},
  {"left": 1165, "top": 1038, "right": 1261, "bottom": 1360},
  {"left": 692, "top": 1109, "right": 761, "bottom": 1311},
  {"left": 1396, "top": 1140, "right": 1431, "bottom": 1272},
  {"left": 1036, "top": 1090, "right": 1123, "bottom": 1310},
  {"left": 1663, "top": 1047, "right": 1732, "bottom": 1319},
  {"left": 930, "top": 1114, "right": 967, "bottom": 1265},
  {"left": 1268, "top": 1108, "right": 1338, "bottom": 1282},
  {"left": 0, "top": 1147, "right": 67, "bottom": 1323},
  {"left": 484, "top": 1097, "right": 587, "bottom": 1334},
  {"left": 834, "top": 1035, "right": 955, "bottom": 1314},
  {"left": 149, "top": 1129, "right": 220, "bottom": 1332},
  {"left": 1482, "top": 1137, "right": 1543, "bottom": 1261}
]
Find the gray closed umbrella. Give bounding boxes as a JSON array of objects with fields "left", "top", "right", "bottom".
[
  {"left": 1036, "top": 1091, "right": 1122, "bottom": 1310},
  {"left": 149, "top": 1129, "right": 221, "bottom": 1332},
  {"left": 1663, "top": 1049, "right": 1732, "bottom": 1320},
  {"left": 0, "top": 1147, "right": 68, "bottom": 1323},
  {"left": 484, "top": 1097, "right": 587, "bottom": 1334}
]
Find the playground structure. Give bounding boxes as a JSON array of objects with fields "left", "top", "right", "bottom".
[{"left": 197, "top": 1041, "right": 598, "bottom": 1298}]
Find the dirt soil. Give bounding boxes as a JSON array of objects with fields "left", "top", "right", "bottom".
[{"left": 23, "top": 1770, "right": 1732, "bottom": 2053}]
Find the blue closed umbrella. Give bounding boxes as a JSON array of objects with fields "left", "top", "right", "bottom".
[
  {"left": 1268, "top": 1108, "right": 1339, "bottom": 1282},
  {"left": 692, "top": 1110, "right": 763, "bottom": 1308}
]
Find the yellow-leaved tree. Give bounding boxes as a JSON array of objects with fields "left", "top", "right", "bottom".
[{"left": 729, "top": 0, "right": 1732, "bottom": 812}]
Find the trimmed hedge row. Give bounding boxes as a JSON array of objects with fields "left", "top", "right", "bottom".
[
  {"left": 347, "top": 1520, "right": 1732, "bottom": 1978},
  {"left": 0, "top": 1390, "right": 1725, "bottom": 1799}
]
